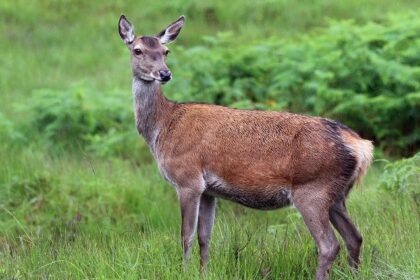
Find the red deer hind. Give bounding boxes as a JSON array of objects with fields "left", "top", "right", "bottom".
[{"left": 118, "top": 15, "right": 373, "bottom": 280}]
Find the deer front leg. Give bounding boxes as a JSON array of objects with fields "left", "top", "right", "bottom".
[
  {"left": 179, "top": 189, "right": 201, "bottom": 263},
  {"left": 197, "top": 194, "right": 216, "bottom": 271}
]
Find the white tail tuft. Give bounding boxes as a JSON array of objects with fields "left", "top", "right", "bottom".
[{"left": 348, "top": 139, "right": 374, "bottom": 185}]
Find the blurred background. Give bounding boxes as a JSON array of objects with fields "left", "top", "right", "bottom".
[{"left": 1, "top": 1, "right": 419, "bottom": 279}]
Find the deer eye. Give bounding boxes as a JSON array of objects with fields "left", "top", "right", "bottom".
[
  {"left": 133, "top": 48, "right": 143, "bottom": 55},
  {"left": 164, "top": 50, "right": 170, "bottom": 56}
]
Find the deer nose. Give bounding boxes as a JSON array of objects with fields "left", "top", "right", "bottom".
[{"left": 159, "top": 70, "right": 172, "bottom": 81}]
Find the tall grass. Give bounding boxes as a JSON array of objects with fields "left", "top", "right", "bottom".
[{"left": 1, "top": 146, "right": 419, "bottom": 279}]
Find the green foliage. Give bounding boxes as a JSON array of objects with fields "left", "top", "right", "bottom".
[
  {"left": 169, "top": 15, "right": 420, "bottom": 156},
  {"left": 27, "top": 88, "right": 96, "bottom": 146},
  {"left": 0, "top": 112, "right": 24, "bottom": 143},
  {"left": 22, "top": 87, "right": 151, "bottom": 160},
  {"left": 380, "top": 152, "right": 420, "bottom": 194}
]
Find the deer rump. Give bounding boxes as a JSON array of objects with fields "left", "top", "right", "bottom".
[{"left": 154, "top": 103, "right": 373, "bottom": 208}]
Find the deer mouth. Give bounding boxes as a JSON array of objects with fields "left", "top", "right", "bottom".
[{"left": 156, "top": 78, "right": 171, "bottom": 84}]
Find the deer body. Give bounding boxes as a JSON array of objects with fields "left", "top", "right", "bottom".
[{"left": 120, "top": 15, "right": 373, "bottom": 280}]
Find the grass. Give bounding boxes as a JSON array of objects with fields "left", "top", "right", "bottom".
[
  {"left": 1, "top": 145, "right": 419, "bottom": 279},
  {"left": 1, "top": 1, "right": 420, "bottom": 279}
]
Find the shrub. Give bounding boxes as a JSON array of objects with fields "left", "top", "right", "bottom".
[
  {"left": 380, "top": 152, "right": 420, "bottom": 194},
  {"left": 22, "top": 87, "right": 149, "bottom": 160},
  {"left": 27, "top": 87, "right": 95, "bottom": 146}
]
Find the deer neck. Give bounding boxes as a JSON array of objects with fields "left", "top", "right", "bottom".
[{"left": 132, "top": 78, "right": 174, "bottom": 148}]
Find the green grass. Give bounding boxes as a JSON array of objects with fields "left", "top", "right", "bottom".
[
  {"left": 1, "top": 1, "right": 420, "bottom": 279},
  {"left": 1, "top": 145, "right": 419, "bottom": 279}
]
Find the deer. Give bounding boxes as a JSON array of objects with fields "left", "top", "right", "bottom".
[{"left": 118, "top": 15, "right": 373, "bottom": 280}]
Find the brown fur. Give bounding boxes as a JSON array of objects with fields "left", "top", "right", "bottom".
[{"left": 161, "top": 105, "right": 342, "bottom": 189}]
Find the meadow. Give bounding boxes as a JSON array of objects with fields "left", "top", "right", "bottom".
[{"left": 1, "top": 1, "right": 419, "bottom": 279}]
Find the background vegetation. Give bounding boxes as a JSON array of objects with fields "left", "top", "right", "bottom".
[{"left": 1, "top": 0, "right": 419, "bottom": 279}]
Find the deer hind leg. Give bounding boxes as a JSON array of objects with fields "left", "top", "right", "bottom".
[
  {"left": 329, "top": 199, "right": 363, "bottom": 269},
  {"left": 293, "top": 187, "right": 340, "bottom": 280},
  {"left": 197, "top": 194, "right": 216, "bottom": 272}
]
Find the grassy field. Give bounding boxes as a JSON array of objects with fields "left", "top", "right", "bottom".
[
  {"left": 1, "top": 146, "right": 419, "bottom": 279},
  {"left": 1, "top": 1, "right": 420, "bottom": 279}
]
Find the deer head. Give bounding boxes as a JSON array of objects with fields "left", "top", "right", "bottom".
[{"left": 118, "top": 15, "right": 185, "bottom": 83}]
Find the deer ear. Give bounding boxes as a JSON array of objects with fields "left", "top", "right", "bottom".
[
  {"left": 157, "top": 16, "right": 185, "bottom": 44},
  {"left": 118, "top": 15, "right": 135, "bottom": 44}
]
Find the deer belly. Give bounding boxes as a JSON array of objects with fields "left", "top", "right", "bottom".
[{"left": 203, "top": 172, "right": 291, "bottom": 210}]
